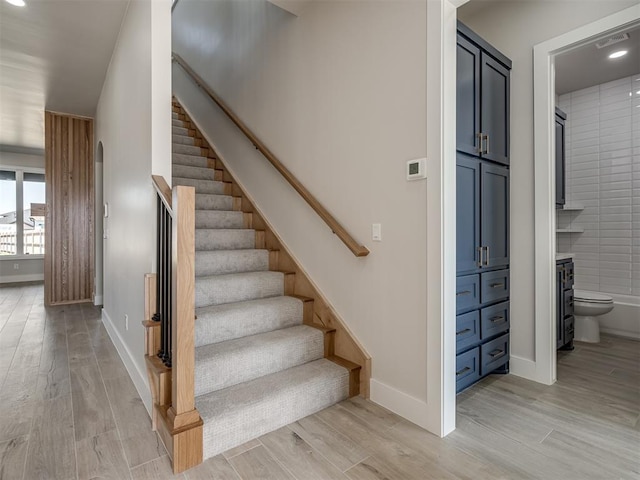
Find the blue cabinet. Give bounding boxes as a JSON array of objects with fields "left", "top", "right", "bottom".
[
  {"left": 456, "top": 154, "right": 509, "bottom": 275},
  {"left": 457, "top": 22, "right": 511, "bottom": 166},
  {"left": 456, "top": 23, "right": 511, "bottom": 393}
]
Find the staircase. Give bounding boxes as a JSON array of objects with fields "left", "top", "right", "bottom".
[{"left": 167, "top": 100, "right": 362, "bottom": 462}]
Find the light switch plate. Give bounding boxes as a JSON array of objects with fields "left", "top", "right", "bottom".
[
  {"left": 372, "top": 223, "right": 382, "bottom": 242},
  {"left": 407, "top": 158, "right": 427, "bottom": 180}
]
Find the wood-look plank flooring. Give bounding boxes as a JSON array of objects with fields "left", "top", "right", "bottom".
[{"left": 1, "top": 283, "right": 638, "bottom": 479}]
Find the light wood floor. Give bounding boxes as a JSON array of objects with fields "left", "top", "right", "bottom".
[{"left": 1, "top": 283, "right": 638, "bottom": 479}]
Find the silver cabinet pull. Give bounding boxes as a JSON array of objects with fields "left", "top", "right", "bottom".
[
  {"left": 489, "top": 349, "right": 504, "bottom": 358},
  {"left": 484, "top": 134, "right": 490, "bottom": 154},
  {"left": 477, "top": 246, "right": 484, "bottom": 267},
  {"left": 457, "top": 290, "right": 472, "bottom": 297},
  {"left": 484, "top": 246, "right": 490, "bottom": 266},
  {"left": 457, "top": 328, "right": 471, "bottom": 336},
  {"left": 490, "top": 282, "right": 504, "bottom": 288},
  {"left": 456, "top": 366, "right": 471, "bottom": 377},
  {"left": 490, "top": 315, "right": 504, "bottom": 323},
  {"left": 476, "top": 133, "right": 484, "bottom": 154}
]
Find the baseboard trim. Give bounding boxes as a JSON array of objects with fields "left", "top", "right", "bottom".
[
  {"left": 370, "top": 378, "right": 434, "bottom": 433},
  {"left": 0, "top": 273, "right": 44, "bottom": 284},
  {"left": 101, "top": 308, "right": 152, "bottom": 414},
  {"left": 600, "top": 328, "right": 640, "bottom": 341},
  {"left": 509, "top": 355, "right": 553, "bottom": 385}
]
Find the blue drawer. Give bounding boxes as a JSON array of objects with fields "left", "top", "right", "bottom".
[
  {"left": 480, "top": 301, "right": 509, "bottom": 339},
  {"left": 480, "top": 269, "right": 509, "bottom": 304},
  {"left": 457, "top": 274, "right": 479, "bottom": 312},
  {"left": 456, "top": 347, "right": 480, "bottom": 393},
  {"left": 480, "top": 333, "right": 509, "bottom": 375},
  {"left": 456, "top": 310, "right": 480, "bottom": 353}
]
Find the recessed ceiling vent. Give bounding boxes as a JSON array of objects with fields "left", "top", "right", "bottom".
[{"left": 595, "top": 33, "right": 630, "bottom": 49}]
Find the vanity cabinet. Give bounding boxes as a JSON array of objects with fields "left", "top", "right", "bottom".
[
  {"left": 555, "top": 108, "right": 567, "bottom": 208},
  {"left": 456, "top": 22, "right": 511, "bottom": 393},
  {"left": 456, "top": 22, "right": 511, "bottom": 166},
  {"left": 556, "top": 258, "right": 575, "bottom": 350}
]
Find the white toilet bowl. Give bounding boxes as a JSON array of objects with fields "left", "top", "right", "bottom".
[{"left": 573, "top": 290, "right": 614, "bottom": 343}]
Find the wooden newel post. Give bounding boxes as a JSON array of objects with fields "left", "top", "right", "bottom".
[{"left": 167, "top": 185, "right": 203, "bottom": 472}]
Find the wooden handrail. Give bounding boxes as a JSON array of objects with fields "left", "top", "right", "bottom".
[
  {"left": 152, "top": 174, "right": 173, "bottom": 213},
  {"left": 172, "top": 52, "right": 370, "bottom": 257}
]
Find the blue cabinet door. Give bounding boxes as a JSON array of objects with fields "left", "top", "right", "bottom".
[
  {"left": 457, "top": 154, "right": 480, "bottom": 273},
  {"left": 457, "top": 35, "right": 481, "bottom": 157},
  {"left": 480, "top": 53, "right": 510, "bottom": 165},
  {"left": 481, "top": 162, "right": 509, "bottom": 268}
]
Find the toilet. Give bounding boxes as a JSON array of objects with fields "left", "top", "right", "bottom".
[{"left": 573, "top": 290, "right": 614, "bottom": 343}]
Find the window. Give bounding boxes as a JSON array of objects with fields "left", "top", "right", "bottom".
[{"left": 0, "top": 169, "right": 45, "bottom": 256}]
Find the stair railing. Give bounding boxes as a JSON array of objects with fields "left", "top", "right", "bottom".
[
  {"left": 151, "top": 175, "right": 201, "bottom": 433},
  {"left": 172, "top": 52, "right": 370, "bottom": 258}
]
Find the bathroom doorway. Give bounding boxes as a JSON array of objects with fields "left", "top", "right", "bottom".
[{"left": 532, "top": 6, "right": 640, "bottom": 382}]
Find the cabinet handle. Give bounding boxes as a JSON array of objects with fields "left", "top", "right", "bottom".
[
  {"left": 457, "top": 290, "right": 472, "bottom": 297},
  {"left": 456, "top": 366, "right": 471, "bottom": 377},
  {"left": 476, "top": 133, "right": 484, "bottom": 154},
  {"left": 477, "top": 246, "right": 484, "bottom": 267},
  {"left": 457, "top": 328, "right": 471, "bottom": 336},
  {"left": 490, "top": 315, "right": 504, "bottom": 323},
  {"left": 489, "top": 349, "right": 504, "bottom": 359},
  {"left": 484, "top": 246, "right": 490, "bottom": 266},
  {"left": 484, "top": 134, "right": 490, "bottom": 155},
  {"left": 490, "top": 282, "right": 504, "bottom": 288}
]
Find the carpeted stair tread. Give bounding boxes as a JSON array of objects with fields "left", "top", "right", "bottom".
[
  {"left": 195, "top": 193, "right": 234, "bottom": 211},
  {"left": 195, "top": 325, "right": 324, "bottom": 396},
  {"left": 173, "top": 177, "right": 227, "bottom": 195},
  {"left": 195, "top": 271, "right": 284, "bottom": 308},
  {"left": 197, "top": 358, "right": 349, "bottom": 459},
  {"left": 195, "top": 210, "right": 244, "bottom": 229},
  {"left": 172, "top": 134, "right": 195, "bottom": 145},
  {"left": 173, "top": 144, "right": 202, "bottom": 155},
  {"left": 196, "top": 228, "right": 256, "bottom": 251},
  {"left": 195, "top": 249, "right": 269, "bottom": 277},
  {"left": 174, "top": 164, "right": 216, "bottom": 181},
  {"left": 172, "top": 111, "right": 179, "bottom": 119},
  {"left": 173, "top": 153, "right": 208, "bottom": 168},
  {"left": 195, "top": 296, "right": 303, "bottom": 347},
  {"left": 172, "top": 118, "right": 185, "bottom": 127}
]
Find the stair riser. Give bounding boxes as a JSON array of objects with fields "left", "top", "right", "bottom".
[
  {"left": 173, "top": 154, "right": 209, "bottom": 168},
  {"left": 195, "top": 297, "right": 304, "bottom": 347},
  {"left": 195, "top": 229, "right": 256, "bottom": 251},
  {"left": 172, "top": 126, "right": 189, "bottom": 136},
  {"left": 195, "top": 250, "right": 269, "bottom": 277},
  {"left": 195, "top": 211, "right": 244, "bottom": 229},
  {"left": 173, "top": 144, "right": 204, "bottom": 156},
  {"left": 174, "top": 165, "right": 217, "bottom": 181},
  {"left": 195, "top": 272, "right": 284, "bottom": 308},
  {"left": 195, "top": 326, "right": 324, "bottom": 396},
  {"left": 195, "top": 194, "right": 233, "bottom": 211},
  {"left": 172, "top": 135, "right": 196, "bottom": 146},
  {"left": 173, "top": 178, "right": 228, "bottom": 195}
]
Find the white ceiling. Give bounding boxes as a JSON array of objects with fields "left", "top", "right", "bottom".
[
  {"left": 0, "top": 0, "right": 129, "bottom": 151},
  {"left": 556, "top": 24, "right": 640, "bottom": 95}
]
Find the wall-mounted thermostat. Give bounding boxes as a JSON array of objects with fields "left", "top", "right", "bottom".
[{"left": 406, "top": 158, "right": 427, "bottom": 180}]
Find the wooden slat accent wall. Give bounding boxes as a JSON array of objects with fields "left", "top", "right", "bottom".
[{"left": 45, "top": 111, "right": 95, "bottom": 306}]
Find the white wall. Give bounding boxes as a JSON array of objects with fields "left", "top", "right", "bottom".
[
  {"left": 458, "top": 0, "right": 638, "bottom": 366},
  {"left": 95, "top": 0, "right": 171, "bottom": 410},
  {"left": 0, "top": 150, "right": 45, "bottom": 284},
  {"left": 557, "top": 74, "right": 640, "bottom": 297},
  {"left": 172, "top": 0, "right": 434, "bottom": 427}
]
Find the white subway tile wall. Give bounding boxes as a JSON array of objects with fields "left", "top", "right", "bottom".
[{"left": 557, "top": 73, "right": 640, "bottom": 296}]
